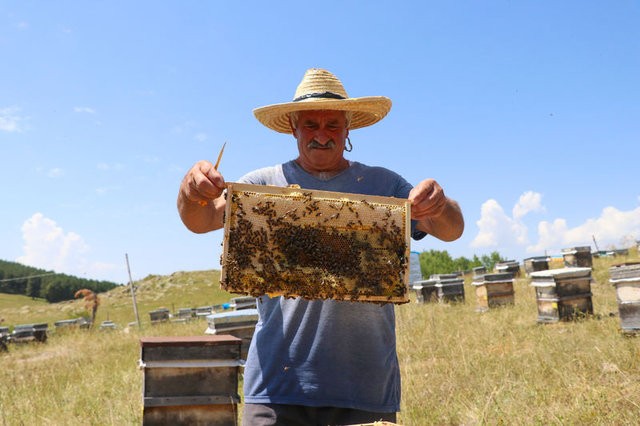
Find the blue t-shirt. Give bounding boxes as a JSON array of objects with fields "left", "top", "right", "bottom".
[{"left": 239, "top": 160, "right": 426, "bottom": 412}]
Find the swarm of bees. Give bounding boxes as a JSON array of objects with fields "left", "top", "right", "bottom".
[{"left": 220, "top": 183, "right": 411, "bottom": 304}]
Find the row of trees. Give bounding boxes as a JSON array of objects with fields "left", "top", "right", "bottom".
[
  {"left": 417, "top": 250, "right": 505, "bottom": 279},
  {"left": 0, "top": 260, "right": 118, "bottom": 303}
]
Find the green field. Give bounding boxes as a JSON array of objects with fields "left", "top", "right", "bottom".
[{"left": 1, "top": 254, "right": 639, "bottom": 425}]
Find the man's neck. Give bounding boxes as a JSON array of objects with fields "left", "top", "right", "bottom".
[{"left": 294, "top": 159, "right": 351, "bottom": 180}]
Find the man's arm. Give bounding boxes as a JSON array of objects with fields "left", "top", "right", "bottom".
[{"left": 408, "top": 178, "right": 464, "bottom": 242}]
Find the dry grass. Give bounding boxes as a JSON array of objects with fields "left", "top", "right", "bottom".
[{"left": 1, "top": 253, "right": 639, "bottom": 425}]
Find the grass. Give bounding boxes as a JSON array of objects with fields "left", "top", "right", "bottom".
[{"left": 1, "top": 253, "right": 639, "bottom": 425}]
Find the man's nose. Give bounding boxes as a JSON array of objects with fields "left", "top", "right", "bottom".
[{"left": 313, "top": 129, "right": 332, "bottom": 144}]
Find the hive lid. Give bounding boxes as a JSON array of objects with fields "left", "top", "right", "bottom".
[
  {"left": 206, "top": 309, "right": 259, "bottom": 325},
  {"left": 429, "top": 273, "right": 459, "bottom": 280},
  {"left": 472, "top": 272, "right": 514, "bottom": 284},
  {"left": 529, "top": 267, "right": 591, "bottom": 279},
  {"left": 140, "top": 335, "right": 241, "bottom": 347},
  {"left": 412, "top": 279, "right": 437, "bottom": 289},
  {"left": 609, "top": 262, "right": 640, "bottom": 282},
  {"left": 524, "top": 256, "right": 549, "bottom": 262}
]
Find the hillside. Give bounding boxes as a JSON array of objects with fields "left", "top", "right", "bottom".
[{"left": 0, "top": 269, "right": 235, "bottom": 329}]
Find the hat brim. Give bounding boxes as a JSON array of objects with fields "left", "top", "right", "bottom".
[{"left": 253, "top": 96, "right": 392, "bottom": 134}]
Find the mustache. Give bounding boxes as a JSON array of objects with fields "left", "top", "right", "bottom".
[{"left": 307, "top": 139, "right": 336, "bottom": 149}]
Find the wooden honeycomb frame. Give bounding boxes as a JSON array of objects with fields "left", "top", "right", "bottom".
[{"left": 220, "top": 183, "right": 411, "bottom": 304}]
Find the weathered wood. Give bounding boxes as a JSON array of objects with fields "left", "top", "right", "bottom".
[
  {"left": 205, "top": 311, "right": 258, "bottom": 360},
  {"left": 142, "top": 404, "right": 238, "bottom": 426},
  {"left": 472, "top": 273, "right": 515, "bottom": 312},
  {"left": 140, "top": 335, "right": 241, "bottom": 362},
  {"left": 562, "top": 246, "right": 593, "bottom": 268},
  {"left": 530, "top": 267, "right": 593, "bottom": 323},
  {"left": 523, "top": 256, "right": 550, "bottom": 275},
  {"left": 140, "top": 335, "right": 241, "bottom": 426},
  {"left": 412, "top": 280, "right": 438, "bottom": 304},
  {"left": 495, "top": 260, "right": 521, "bottom": 277},
  {"left": 143, "top": 366, "right": 238, "bottom": 398},
  {"left": 149, "top": 308, "right": 170, "bottom": 324},
  {"left": 609, "top": 262, "right": 640, "bottom": 333}
]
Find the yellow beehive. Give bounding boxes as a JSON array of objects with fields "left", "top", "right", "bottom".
[{"left": 220, "top": 183, "right": 411, "bottom": 304}]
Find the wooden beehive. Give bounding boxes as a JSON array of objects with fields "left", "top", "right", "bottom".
[
  {"left": 472, "top": 273, "right": 515, "bottom": 312},
  {"left": 221, "top": 183, "right": 411, "bottom": 304},
  {"left": 523, "top": 256, "right": 550, "bottom": 275},
  {"left": 205, "top": 309, "right": 259, "bottom": 360},
  {"left": 472, "top": 266, "right": 487, "bottom": 277},
  {"left": 609, "top": 262, "right": 640, "bottom": 333},
  {"left": 562, "top": 246, "right": 593, "bottom": 268},
  {"left": 530, "top": 267, "right": 593, "bottom": 323},
  {"left": 495, "top": 260, "right": 521, "bottom": 277},
  {"left": 140, "top": 335, "right": 242, "bottom": 426},
  {"left": 413, "top": 275, "right": 465, "bottom": 304},
  {"left": 412, "top": 279, "right": 438, "bottom": 303},
  {"left": 149, "top": 308, "right": 170, "bottom": 324}
]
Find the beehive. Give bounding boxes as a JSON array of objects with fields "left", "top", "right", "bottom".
[
  {"left": 220, "top": 183, "right": 411, "bottom": 304},
  {"left": 472, "top": 273, "right": 515, "bottom": 312},
  {"left": 530, "top": 267, "right": 593, "bottom": 323},
  {"left": 562, "top": 246, "right": 593, "bottom": 268},
  {"left": 609, "top": 262, "right": 640, "bottom": 333},
  {"left": 140, "top": 336, "right": 242, "bottom": 426}
]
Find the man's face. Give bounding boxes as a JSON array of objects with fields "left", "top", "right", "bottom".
[{"left": 291, "top": 110, "right": 349, "bottom": 173}]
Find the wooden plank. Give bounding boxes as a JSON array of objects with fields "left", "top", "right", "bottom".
[{"left": 143, "top": 403, "right": 237, "bottom": 426}]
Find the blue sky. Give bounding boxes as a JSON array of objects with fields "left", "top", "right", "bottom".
[{"left": 1, "top": 1, "right": 639, "bottom": 284}]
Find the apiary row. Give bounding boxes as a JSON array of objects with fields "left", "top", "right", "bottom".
[{"left": 411, "top": 263, "right": 640, "bottom": 333}]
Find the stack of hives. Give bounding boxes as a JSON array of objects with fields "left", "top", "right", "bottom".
[
  {"left": 495, "top": 260, "right": 521, "bottom": 278},
  {"left": 609, "top": 262, "right": 640, "bottom": 334},
  {"left": 472, "top": 272, "right": 515, "bottom": 312},
  {"left": 529, "top": 267, "right": 593, "bottom": 323},
  {"left": 562, "top": 246, "right": 593, "bottom": 268},
  {"left": 205, "top": 308, "right": 259, "bottom": 360},
  {"left": 412, "top": 273, "right": 465, "bottom": 304},
  {"left": 221, "top": 183, "right": 411, "bottom": 304},
  {"left": 523, "top": 256, "right": 550, "bottom": 276},
  {"left": 139, "top": 335, "right": 242, "bottom": 425}
]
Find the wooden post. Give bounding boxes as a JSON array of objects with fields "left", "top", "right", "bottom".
[{"left": 125, "top": 253, "right": 141, "bottom": 329}]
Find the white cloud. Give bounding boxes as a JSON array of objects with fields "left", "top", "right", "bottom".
[
  {"left": 0, "top": 107, "right": 24, "bottom": 132},
  {"left": 74, "top": 106, "right": 96, "bottom": 114},
  {"left": 513, "top": 191, "right": 545, "bottom": 219},
  {"left": 470, "top": 198, "right": 529, "bottom": 249},
  {"left": 195, "top": 132, "right": 208, "bottom": 142},
  {"left": 470, "top": 191, "right": 640, "bottom": 258},
  {"left": 527, "top": 206, "right": 640, "bottom": 254},
  {"left": 16, "top": 213, "right": 120, "bottom": 281}
]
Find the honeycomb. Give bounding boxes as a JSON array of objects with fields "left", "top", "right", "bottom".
[{"left": 220, "top": 183, "right": 411, "bottom": 304}]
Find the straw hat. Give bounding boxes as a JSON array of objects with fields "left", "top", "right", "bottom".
[{"left": 253, "top": 68, "right": 392, "bottom": 134}]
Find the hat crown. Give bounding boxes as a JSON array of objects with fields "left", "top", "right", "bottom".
[{"left": 293, "top": 69, "right": 349, "bottom": 101}]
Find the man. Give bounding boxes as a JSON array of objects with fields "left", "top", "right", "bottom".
[{"left": 177, "top": 68, "right": 464, "bottom": 425}]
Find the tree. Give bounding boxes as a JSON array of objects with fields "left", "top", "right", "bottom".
[
  {"left": 419, "top": 250, "right": 456, "bottom": 278},
  {"left": 26, "top": 277, "right": 42, "bottom": 299},
  {"left": 480, "top": 251, "right": 505, "bottom": 271}
]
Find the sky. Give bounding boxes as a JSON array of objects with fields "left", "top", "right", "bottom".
[{"left": 1, "top": 1, "right": 639, "bottom": 284}]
